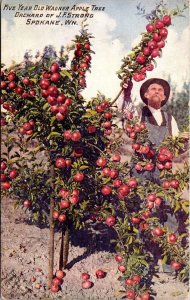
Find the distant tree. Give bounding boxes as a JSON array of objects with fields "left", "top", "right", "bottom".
[{"left": 165, "top": 80, "right": 189, "bottom": 132}]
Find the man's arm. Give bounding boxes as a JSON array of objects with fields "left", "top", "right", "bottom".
[
  {"left": 171, "top": 116, "right": 189, "bottom": 140},
  {"left": 171, "top": 116, "right": 179, "bottom": 137},
  {"left": 117, "top": 80, "right": 138, "bottom": 117}
]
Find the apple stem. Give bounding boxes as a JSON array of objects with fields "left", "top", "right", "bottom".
[{"left": 48, "top": 164, "right": 55, "bottom": 288}]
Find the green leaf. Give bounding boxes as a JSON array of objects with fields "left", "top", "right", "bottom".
[
  {"left": 33, "top": 145, "right": 43, "bottom": 153},
  {"left": 28, "top": 66, "right": 36, "bottom": 71},
  {"left": 50, "top": 116, "right": 56, "bottom": 126},
  {"left": 60, "top": 69, "right": 72, "bottom": 79},
  {"left": 79, "top": 165, "right": 89, "bottom": 170},
  {"left": 82, "top": 110, "right": 98, "bottom": 118},
  {"left": 133, "top": 227, "right": 139, "bottom": 233},
  {"left": 102, "top": 177, "right": 111, "bottom": 184},
  {"left": 43, "top": 102, "right": 50, "bottom": 110},
  {"left": 181, "top": 203, "right": 189, "bottom": 214},
  {"left": 174, "top": 201, "right": 181, "bottom": 213},
  {"left": 7, "top": 158, "right": 18, "bottom": 164},
  {"left": 161, "top": 254, "right": 168, "bottom": 265},
  {"left": 127, "top": 236, "right": 134, "bottom": 245}
]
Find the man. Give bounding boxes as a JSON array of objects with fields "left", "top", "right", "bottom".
[
  {"left": 119, "top": 78, "right": 182, "bottom": 273},
  {"left": 121, "top": 78, "right": 179, "bottom": 146}
]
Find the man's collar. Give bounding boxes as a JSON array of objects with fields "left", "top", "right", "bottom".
[{"left": 148, "top": 106, "right": 161, "bottom": 114}]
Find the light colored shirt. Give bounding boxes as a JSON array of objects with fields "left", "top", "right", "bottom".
[{"left": 147, "top": 106, "right": 179, "bottom": 137}]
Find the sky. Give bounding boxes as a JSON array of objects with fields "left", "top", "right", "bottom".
[{"left": 1, "top": 0, "right": 190, "bottom": 103}]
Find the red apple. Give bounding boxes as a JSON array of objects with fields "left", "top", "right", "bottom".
[
  {"left": 125, "top": 278, "right": 134, "bottom": 286},
  {"left": 9, "top": 169, "right": 18, "bottom": 179},
  {"left": 110, "top": 169, "right": 119, "bottom": 179},
  {"left": 105, "top": 215, "right": 116, "bottom": 226},
  {"left": 146, "top": 64, "right": 154, "bottom": 71},
  {"left": 101, "top": 185, "right": 112, "bottom": 196},
  {"left": 55, "top": 157, "right": 65, "bottom": 169},
  {"left": 153, "top": 227, "right": 164, "bottom": 237},
  {"left": 81, "top": 272, "right": 90, "bottom": 281},
  {"left": 118, "top": 265, "right": 126, "bottom": 272},
  {"left": 162, "top": 180, "right": 171, "bottom": 189},
  {"left": 147, "top": 193, "right": 156, "bottom": 202},
  {"left": 1, "top": 181, "right": 11, "bottom": 190},
  {"left": 155, "top": 20, "right": 164, "bottom": 29},
  {"left": 132, "top": 275, "right": 141, "bottom": 284},
  {"left": 23, "top": 199, "right": 31, "bottom": 208},
  {"left": 102, "top": 167, "right": 111, "bottom": 177},
  {"left": 63, "top": 130, "right": 72, "bottom": 140},
  {"left": 50, "top": 284, "right": 59, "bottom": 293},
  {"left": 167, "top": 233, "right": 177, "bottom": 244},
  {"left": 82, "top": 280, "right": 93, "bottom": 289},
  {"left": 96, "top": 157, "right": 107, "bottom": 167},
  {"left": 52, "top": 277, "right": 62, "bottom": 286},
  {"left": 162, "top": 15, "right": 171, "bottom": 26},
  {"left": 1, "top": 161, "right": 7, "bottom": 171},
  {"left": 88, "top": 125, "right": 96, "bottom": 133},
  {"left": 131, "top": 216, "right": 141, "bottom": 224},
  {"left": 146, "top": 23, "right": 155, "bottom": 32},
  {"left": 73, "top": 172, "right": 84, "bottom": 182},
  {"left": 170, "top": 179, "right": 179, "bottom": 189},
  {"left": 58, "top": 214, "right": 67, "bottom": 222},
  {"left": 118, "top": 184, "right": 130, "bottom": 196},
  {"left": 58, "top": 104, "right": 68, "bottom": 114},
  {"left": 126, "top": 290, "right": 135, "bottom": 299},
  {"left": 95, "top": 269, "right": 106, "bottom": 279},
  {"left": 57, "top": 93, "right": 66, "bottom": 103},
  {"left": 71, "top": 131, "right": 81, "bottom": 142},
  {"left": 115, "top": 255, "right": 122, "bottom": 263},
  {"left": 22, "top": 77, "right": 30, "bottom": 85},
  {"left": 51, "top": 73, "right": 61, "bottom": 82},
  {"left": 53, "top": 211, "right": 59, "bottom": 219},
  {"left": 60, "top": 200, "right": 70, "bottom": 209},
  {"left": 113, "top": 179, "right": 122, "bottom": 188},
  {"left": 127, "top": 178, "right": 138, "bottom": 188},
  {"left": 155, "top": 197, "right": 162, "bottom": 207},
  {"left": 56, "top": 270, "right": 66, "bottom": 279},
  {"left": 50, "top": 63, "right": 60, "bottom": 73},
  {"left": 171, "top": 261, "right": 182, "bottom": 270},
  {"left": 151, "top": 49, "right": 159, "bottom": 58}
]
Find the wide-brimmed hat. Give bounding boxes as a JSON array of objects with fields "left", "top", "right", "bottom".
[{"left": 140, "top": 78, "right": 170, "bottom": 106}]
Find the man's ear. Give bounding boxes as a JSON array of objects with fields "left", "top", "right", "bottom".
[
  {"left": 144, "top": 92, "right": 149, "bottom": 99},
  {"left": 161, "top": 94, "right": 166, "bottom": 102}
]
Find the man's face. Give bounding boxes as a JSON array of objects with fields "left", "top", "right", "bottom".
[{"left": 144, "top": 83, "right": 166, "bottom": 109}]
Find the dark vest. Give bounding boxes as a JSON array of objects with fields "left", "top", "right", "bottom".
[{"left": 141, "top": 106, "right": 172, "bottom": 147}]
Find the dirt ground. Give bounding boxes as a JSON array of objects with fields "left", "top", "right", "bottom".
[{"left": 1, "top": 194, "right": 189, "bottom": 300}]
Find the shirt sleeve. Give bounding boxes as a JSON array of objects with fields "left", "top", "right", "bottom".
[
  {"left": 171, "top": 116, "right": 179, "bottom": 137},
  {"left": 117, "top": 90, "right": 139, "bottom": 118}
]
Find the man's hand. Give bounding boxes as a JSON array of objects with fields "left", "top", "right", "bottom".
[
  {"left": 121, "top": 79, "right": 133, "bottom": 98},
  {"left": 120, "top": 79, "right": 132, "bottom": 89},
  {"left": 123, "top": 82, "right": 129, "bottom": 89}
]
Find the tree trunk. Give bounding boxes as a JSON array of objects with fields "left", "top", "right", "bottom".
[
  {"left": 63, "top": 226, "right": 70, "bottom": 269},
  {"left": 48, "top": 164, "right": 55, "bottom": 288},
  {"left": 58, "top": 227, "right": 64, "bottom": 270}
]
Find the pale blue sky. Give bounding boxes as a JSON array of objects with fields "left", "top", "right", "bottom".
[
  {"left": 2, "top": 0, "right": 189, "bottom": 48},
  {"left": 1, "top": 0, "right": 189, "bottom": 100}
]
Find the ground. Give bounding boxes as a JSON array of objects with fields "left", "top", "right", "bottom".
[{"left": 1, "top": 194, "right": 189, "bottom": 300}]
